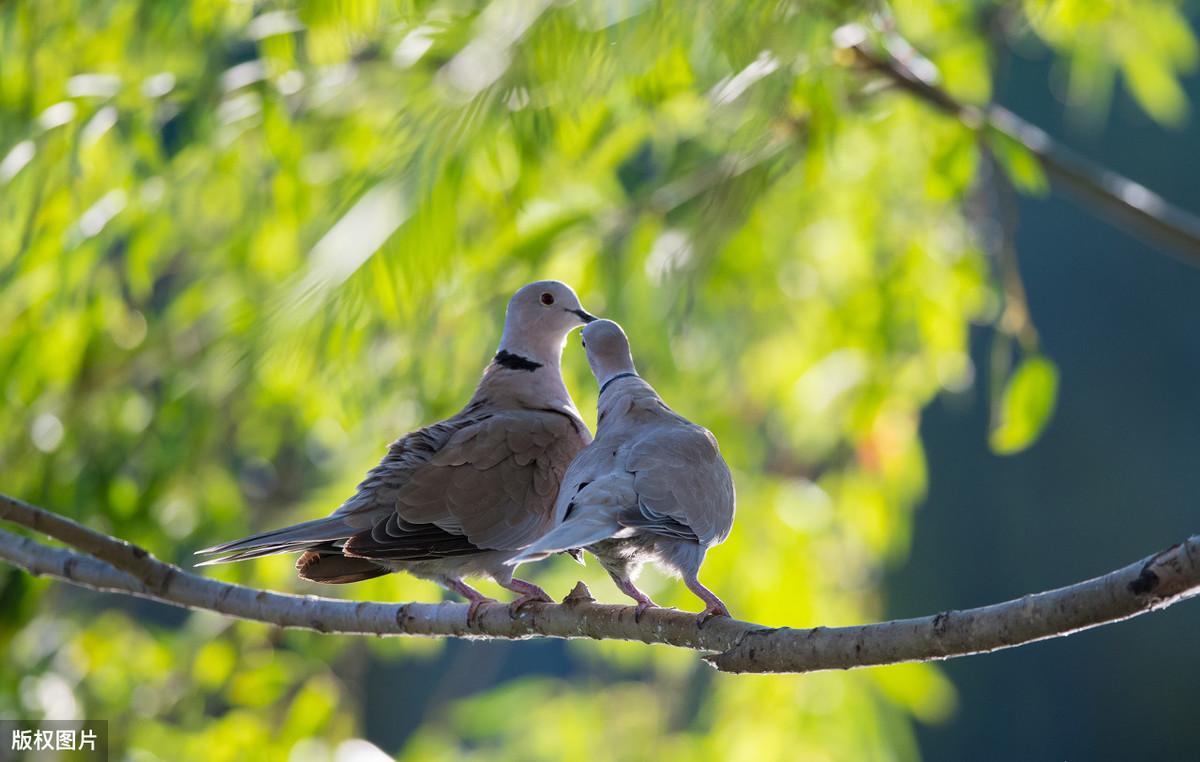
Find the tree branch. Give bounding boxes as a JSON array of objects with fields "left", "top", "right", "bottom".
[
  {"left": 836, "top": 27, "right": 1200, "bottom": 268},
  {"left": 1, "top": 494, "right": 1198, "bottom": 673},
  {"left": 0, "top": 492, "right": 176, "bottom": 591}
]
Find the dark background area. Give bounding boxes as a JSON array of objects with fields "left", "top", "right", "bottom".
[{"left": 885, "top": 43, "right": 1200, "bottom": 762}]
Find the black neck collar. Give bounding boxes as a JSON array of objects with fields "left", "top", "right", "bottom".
[
  {"left": 599, "top": 372, "right": 638, "bottom": 396},
  {"left": 494, "top": 350, "right": 542, "bottom": 372}
]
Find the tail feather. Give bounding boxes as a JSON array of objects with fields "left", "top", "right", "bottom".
[
  {"left": 297, "top": 551, "right": 389, "bottom": 584},
  {"left": 507, "top": 516, "right": 621, "bottom": 566},
  {"left": 194, "top": 542, "right": 322, "bottom": 567},
  {"left": 194, "top": 516, "right": 356, "bottom": 564}
]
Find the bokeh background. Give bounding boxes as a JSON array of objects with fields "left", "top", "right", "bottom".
[{"left": 1, "top": 1, "right": 1196, "bottom": 760}]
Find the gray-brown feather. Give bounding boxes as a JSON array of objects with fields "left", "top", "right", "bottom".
[
  {"left": 538, "top": 376, "right": 734, "bottom": 566},
  {"left": 199, "top": 390, "right": 590, "bottom": 582},
  {"left": 197, "top": 279, "right": 597, "bottom": 592},
  {"left": 342, "top": 409, "right": 585, "bottom": 551}
]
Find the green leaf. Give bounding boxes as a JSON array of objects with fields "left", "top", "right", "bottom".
[
  {"left": 989, "top": 130, "right": 1049, "bottom": 196},
  {"left": 1122, "top": 56, "right": 1189, "bottom": 126},
  {"left": 990, "top": 355, "right": 1059, "bottom": 454}
]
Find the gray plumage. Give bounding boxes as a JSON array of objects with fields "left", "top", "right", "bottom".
[
  {"left": 196, "top": 281, "right": 596, "bottom": 618},
  {"left": 508, "top": 319, "right": 735, "bottom": 622}
]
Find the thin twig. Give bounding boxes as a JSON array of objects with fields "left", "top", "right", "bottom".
[
  {"left": 838, "top": 29, "right": 1200, "bottom": 268},
  {"left": 2, "top": 495, "right": 1198, "bottom": 674}
]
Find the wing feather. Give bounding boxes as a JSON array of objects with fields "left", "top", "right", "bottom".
[
  {"left": 625, "top": 425, "right": 735, "bottom": 547},
  {"left": 342, "top": 408, "right": 588, "bottom": 555}
]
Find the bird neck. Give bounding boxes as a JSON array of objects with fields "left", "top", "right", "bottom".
[
  {"left": 495, "top": 326, "right": 566, "bottom": 371},
  {"left": 598, "top": 370, "right": 639, "bottom": 396},
  {"left": 478, "top": 334, "right": 575, "bottom": 411},
  {"left": 595, "top": 374, "right": 664, "bottom": 427}
]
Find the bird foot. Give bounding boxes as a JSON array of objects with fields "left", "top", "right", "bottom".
[
  {"left": 696, "top": 601, "right": 731, "bottom": 629},
  {"left": 684, "top": 577, "right": 730, "bottom": 629},
  {"left": 508, "top": 588, "right": 553, "bottom": 618},
  {"left": 466, "top": 596, "right": 498, "bottom": 627},
  {"left": 611, "top": 576, "right": 658, "bottom": 623},
  {"left": 501, "top": 578, "right": 553, "bottom": 618},
  {"left": 440, "top": 577, "right": 496, "bottom": 627},
  {"left": 633, "top": 600, "right": 659, "bottom": 624}
]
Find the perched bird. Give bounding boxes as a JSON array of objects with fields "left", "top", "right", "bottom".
[
  {"left": 508, "top": 319, "right": 735, "bottom": 623},
  {"left": 196, "top": 281, "right": 596, "bottom": 620}
]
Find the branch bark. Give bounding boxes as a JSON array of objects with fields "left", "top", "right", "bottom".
[
  {"left": 836, "top": 27, "right": 1200, "bottom": 268},
  {"left": 2, "top": 493, "right": 1198, "bottom": 674}
]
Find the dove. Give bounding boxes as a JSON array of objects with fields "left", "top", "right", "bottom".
[
  {"left": 196, "top": 280, "right": 596, "bottom": 620},
  {"left": 507, "top": 319, "right": 735, "bottom": 623}
]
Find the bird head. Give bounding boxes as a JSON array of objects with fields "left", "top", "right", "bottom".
[
  {"left": 580, "top": 319, "right": 637, "bottom": 386},
  {"left": 497, "top": 281, "right": 596, "bottom": 365}
]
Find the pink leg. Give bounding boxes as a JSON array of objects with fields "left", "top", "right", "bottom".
[
  {"left": 610, "top": 574, "right": 659, "bottom": 623},
  {"left": 439, "top": 576, "right": 496, "bottom": 626},
  {"left": 683, "top": 574, "right": 730, "bottom": 627},
  {"left": 498, "top": 577, "right": 553, "bottom": 617}
]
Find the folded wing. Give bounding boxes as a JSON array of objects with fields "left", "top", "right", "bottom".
[
  {"left": 342, "top": 408, "right": 587, "bottom": 557},
  {"left": 623, "top": 424, "right": 734, "bottom": 548}
]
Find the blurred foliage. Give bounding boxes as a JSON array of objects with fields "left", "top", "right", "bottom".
[
  {"left": 0, "top": 0, "right": 1194, "bottom": 760},
  {"left": 989, "top": 354, "right": 1058, "bottom": 455}
]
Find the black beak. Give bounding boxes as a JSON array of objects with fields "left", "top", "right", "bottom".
[{"left": 569, "top": 308, "right": 597, "bottom": 323}]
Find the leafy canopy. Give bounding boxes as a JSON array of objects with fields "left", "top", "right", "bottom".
[{"left": 0, "top": 0, "right": 1194, "bottom": 759}]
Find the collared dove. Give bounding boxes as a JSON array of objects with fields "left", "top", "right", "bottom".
[
  {"left": 508, "top": 319, "right": 735, "bottom": 623},
  {"left": 196, "top": 280, "right": 596, "bottom": 619}
]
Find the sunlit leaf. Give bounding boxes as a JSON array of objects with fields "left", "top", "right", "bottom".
[
  {"left": 989, "top": 130, "right": 1048, "bottom": 195},
  {"left": 990, "top": 354, "right": 1060, "bottom": 454}
]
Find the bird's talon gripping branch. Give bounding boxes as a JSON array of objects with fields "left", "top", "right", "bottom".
[
  {"left": 465, "top": 597, "right": 495, "bottom": 627},
  {"left": 440, "top": 577, "right": 496, "bottom": 628},
  {"left": 696, "top": 604, "right": 731, "bottom": 629},
  {"left": 502, "top": 579, "right": 553, "bottom": 618},
  {"left": 684, "top": 576, "right": 730, "bottom": 628},
  {"left": 507, "top": 597, "right": 541, "bottom": 618},
  {"left": 634, "top": 601, "right": 659, "bottom": 624}
]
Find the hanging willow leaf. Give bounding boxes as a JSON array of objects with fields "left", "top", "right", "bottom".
[{"left": 990, "top": 354, "right": 1060, "bottom": 454}]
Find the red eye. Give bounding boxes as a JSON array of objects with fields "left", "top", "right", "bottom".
[{"left": 540, "top": 293, "right": 555, "bottom": 305}]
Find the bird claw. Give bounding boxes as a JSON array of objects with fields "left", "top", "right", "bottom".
[
  {"left": 696, "top": 602, "right": 731, "bottom": 629},
  {"left": 465, "top": 597, "right": 497, "bottom": 627},
  {"left": 633, "top": 601, "right": 658, "bottom": 624},
  {"left": 508, "top": 590, "right": 553, "bottom": 619}
]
